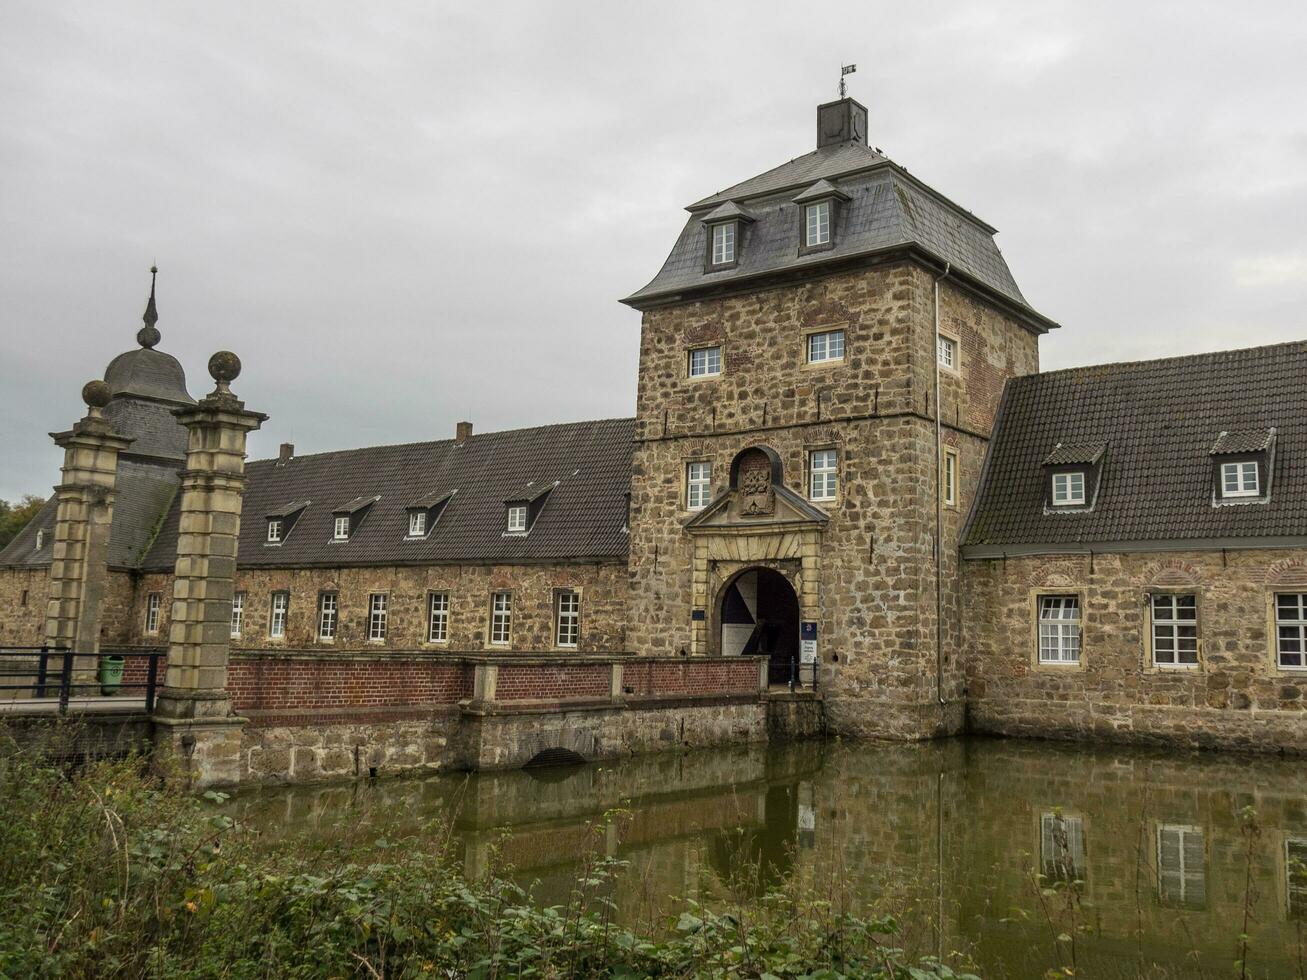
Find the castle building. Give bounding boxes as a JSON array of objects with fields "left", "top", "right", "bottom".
[{"left": 3, "top": 98, "right": 1305, "bottom": 753}]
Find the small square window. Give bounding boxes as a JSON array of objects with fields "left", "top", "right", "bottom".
[
  {"left": 807, "top": 329, "right": 845, "bottom": 364},
  {"left": 267, "top": 519, "right": 283, "bottom": 543},
  {"left": 711, "top": 222, "right": 735, "bottom": 265},
  {"left": 688, "top": 346, "right": 722, "bottom": 378},
  {"left": 506, "top": 505, "right": 528, "bottom": 533},
  {"left": 333, "top": 516, "right": 350, "bottom": 540},
  {"left": 686, "top": 461, "right": 712, "bottom": 510},
  {"left": 809, "top": 449, "right": 838, "bottom": 502},
  {"left": 805, "top": 202, "right": 831, "bottom": 247},
  {"left": 937, "top": 334, "right": 957, "bottom": 370},
  {"left": 1221, "top": 461, "right": 1260, "bottom": 497},
  {"left": 408, "top": 511, "right": 427, "bottom": 537},
  {"left": 1052, "top": 471, "right": 1087, "bottom": 507},
  {"left": 1038, "top": 595, "right": 1081, "bottom": 664}
]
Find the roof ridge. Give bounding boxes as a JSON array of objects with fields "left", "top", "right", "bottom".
[
  {"left": 248, "top": 416, "right": 636, "bottom": 466},
  {"left": 1015, "top": 339, "right": 1307, "bottom": 385}
]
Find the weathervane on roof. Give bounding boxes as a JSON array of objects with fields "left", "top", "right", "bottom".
[{"left": 839, "top": 64, "right": 856, "bottom": 99}]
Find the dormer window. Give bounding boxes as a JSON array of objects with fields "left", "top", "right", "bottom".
[
  {"left": 506, "top": 505, "right": 527, "bottom": 533},
  {"left": 805, "top": 202, "right": 830, "bottom": 247},
  {"left": 34, "top": 529, "right": 44, "bottom": 550},
  {"left": 1210, "top": 429, "right": 1274, "bottom": 504},
  {"left": 1042, "top": 442, "right": 1106, "bottom": 512},
  {"left": 699, "top": 201, "right": 754, "bottom": 272},
  {"left": 330, "top": 495, "right": 379, "bottom": 542},
  {"left": 405, "top": 489, "right": 454, "bottom": 541},
  {"left": 264, "top": 500, "right": 310, "bottom": 545},
  {"left": 1052, "top": 472, "right": 1086, "bottom": 507},
  {"left": 711, "top": 223, "right": 735, "bottom": 265},
  {"left": 408, "top": 511, "right": 427, "bottom": 537}
]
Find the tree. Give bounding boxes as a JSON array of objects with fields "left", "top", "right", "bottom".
[{"left": 0, "top": 495, "right": 46, "bottom": 549}]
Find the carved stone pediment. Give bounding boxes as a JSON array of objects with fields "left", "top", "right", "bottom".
[{"left": 684, "top": 481, "right": 829, "bottom": 533}]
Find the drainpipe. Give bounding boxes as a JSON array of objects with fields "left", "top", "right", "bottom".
[{"left": 933, "top": 262, "right": 951, "bottom": 707}]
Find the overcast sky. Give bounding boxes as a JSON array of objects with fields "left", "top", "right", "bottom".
[{"left": 2, "top": 1, "right": 1304, "bottom": 500}]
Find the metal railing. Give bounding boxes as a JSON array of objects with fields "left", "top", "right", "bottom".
[
  {"left": 767, "top": 656, "right": 818, "bottom": 691},
  {"left": 0, "top": 647, "right": 164, "bottom": 715}
]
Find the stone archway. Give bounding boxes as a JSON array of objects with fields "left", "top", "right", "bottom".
[{"left": 719, "top": 567, "right": 800, "bottom": 679}]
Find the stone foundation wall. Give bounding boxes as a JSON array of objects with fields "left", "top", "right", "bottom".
[{"left": 963, "top": 548, "right": 1307, "bottom": 751}]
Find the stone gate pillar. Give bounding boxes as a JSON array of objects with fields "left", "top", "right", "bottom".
[
  {"left": 44, "top": 380, "right": 133, "bottom": 669},
  {"left": 153, "top": 351, "right": 266, "bottom": 788}
]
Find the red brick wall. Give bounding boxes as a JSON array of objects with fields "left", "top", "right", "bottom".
[
  {"left": 495, "top": 663, "right": 611, "bottom": 701},
  {"left": 227, "top": 657, "right": 473, "bottom": 711},
  {"left": 623, "top": 658, "right": 759, "bottom": 697}
]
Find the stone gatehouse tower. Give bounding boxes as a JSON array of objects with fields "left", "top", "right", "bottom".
[{"left": 622, "top": 97, "right": 1056, "bottom": 738}]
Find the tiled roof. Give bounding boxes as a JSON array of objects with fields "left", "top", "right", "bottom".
[
  {"left": 624, "top": 155, "right": 1050, "bottom": 328},
  {"left": 140, "top": 417, "right": 635, "bottom": 570},
  {"left": 1210, "top": 429, "right": 1274, "bottom": 455},
  {"left": 963, "top": 341, "right": 1307, "bottom": 552},
  {"left": 1043, "top": 442, "right": 1108, "bottom": 466}
]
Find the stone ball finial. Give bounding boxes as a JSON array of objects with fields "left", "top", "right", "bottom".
[
  {"left": 136, "top": 323, "right": 161, "bottom": 349},
  {"left": 82, "top": 379, "right": 111, "bottom": 409},
  {"left": 208, "top": 350, "right": 241, "bottom": 385}
]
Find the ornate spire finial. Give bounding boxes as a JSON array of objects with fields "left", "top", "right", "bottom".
[{"left": 137, "top": 265, "right": 160, "bottom": 349}]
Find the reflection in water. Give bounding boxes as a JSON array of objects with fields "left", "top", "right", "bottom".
[{"left": 231, "top": 738, "right": 1307, "bottom": 978}]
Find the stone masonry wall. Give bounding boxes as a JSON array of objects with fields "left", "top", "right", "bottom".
[
  {"left": 963, "top": 548, "right": 1307, "bottom": 751},
  {"left": 125, "top": 561, "right": 628, "bottom": 654},
  {"left": 627, "top": 260, "right": 1038, "bottom": 739},
  {"left": 0, "top": 568, "right": 49, "bottom": 647}
]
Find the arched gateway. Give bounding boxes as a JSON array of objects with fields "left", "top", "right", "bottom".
[{"left": 719, "top": 566, "right": 801, "bottom": 678}]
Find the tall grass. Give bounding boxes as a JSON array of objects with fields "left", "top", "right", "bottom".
[{"left": 0, "top": 731, "right": 977, "bottom": 979}]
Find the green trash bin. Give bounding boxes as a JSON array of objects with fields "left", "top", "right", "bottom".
[{"left": 99, "top": 655, "right": 125, "bottom": 696}]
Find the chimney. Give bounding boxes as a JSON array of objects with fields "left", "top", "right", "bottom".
[
  {"left": 278, "top": 442, "right": 294, "bottom": 465},
  {"left": 816, "top": 97, "right": 868, "bottom": 149},
  {"left": 455, "top": 421, "right": 473, "bottom": 444}
]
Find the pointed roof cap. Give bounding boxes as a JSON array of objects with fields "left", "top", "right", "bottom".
[
  {"left": 103, "top": 267, "right": 194, "bottom": 407},
  {"left": 792, "top": 178, "right": 850, "bottom": 203},
  {"left": 137, "top": 266, "right": 160, "bottom": 349},
  {"left": 700, "top": 200, "right": 757, "bottom": 225}
]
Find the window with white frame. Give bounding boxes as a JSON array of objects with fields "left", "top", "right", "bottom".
[
  {"left": 490, "top": 592, "right": 512, "bottom": 645},
  {"left": 944, "top": 448, "right": 959, "bottom": 507},
  {"left": 267, "top": 519, "right": 283, "bottom": 543},
  {"left": 1040, "top": 812, "right": 1086, "bottom": 884},
  {"left": 318, "top": 592, "right": 338, "bottom": 642},
  {"left": 1157, "top": 825, "right": 1205, "bottom": 908},
  {"left": 367, "top": 593, "right": 388, "bottom": 642},
  {"left": 1038, "top": 595, "right": 1082, "bottom": 664},
  {"left": 34, "top": 529, "right": 44, "bottom": 550},
  {"left": 408, "top": 511, "right": 427, "bottom": 537},
  {"left": 1151, "top": 594, "right": 1198, "bottom": 666},
  {"left": 688, "top": 346, "right": 722, "bottom": 378},
  {"left": 230, "top": 591, "right": 245, "bottom": 638},
  {"left": 145, "top": 593, "right": 162, "bottom": 635},
  {"left": 555, "top": 590, "right": 580, "bottom": 648},
  {"left": 809, "top": 449, "right": 838, "bottom": 502},
  {"left": 807, "top": 329, "right": 845, "bottom": 364},
  {"left": 1276, "top": 593, "right": 1307, "bottom": 669},
  {"left": 686, "top": 461, "right": 712, "bottom": 511},
  {"left": 506, "top": 505, "right": 528, "bottom": 534},
  {"left": 1052, "top": 471, "right": 1087, "bottom": 507},
  {"left": 333, "top": 516, "right": 350, "bottom": 540},
  {"left": 1221, "top": 460, "right": 1259, "bottom": 497},
  {"left": 269, "top": 592, "right": 289, "bottom": 639},
  {"left": 804, "top": 201, "right": 830, "bottom": 247},
  {"left": 1287, "top": 838, "right": 1307, "bottom": 920},
  {"left": 937, "top": 334, "right": 957, "bottom": 370},
  {"left": 711, "top": 222, "right": 735, "bottom": 265},
  {"left": 427, "top": 591, "right": 449, "bottom": 643}
]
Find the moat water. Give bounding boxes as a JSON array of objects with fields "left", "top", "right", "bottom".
[{"left": 231, "top": 737, "right": 1307, "bottom": 979}]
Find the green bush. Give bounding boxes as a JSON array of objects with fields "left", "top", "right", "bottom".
[{"left": 0, "top": 734, "right": 979, "bottom": 979}]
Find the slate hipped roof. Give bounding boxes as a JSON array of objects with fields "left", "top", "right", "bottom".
[
  {"left": 963, "top": 341, "right": 1307, "bottom": 554},
  {"left": 622, "top": 103, "right": 1056, "bottom": 332},
  {"left": 139, "top": 417, "right": 635, "bottom": 570}
]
